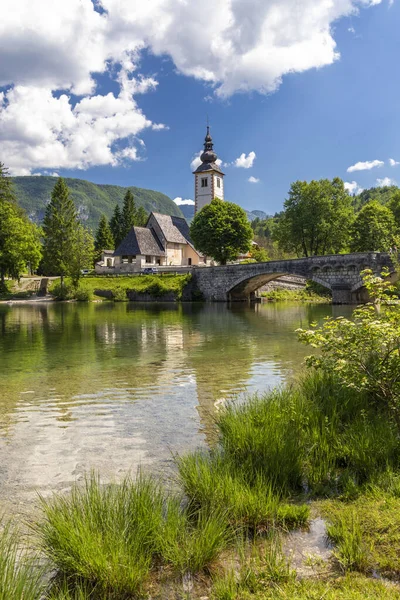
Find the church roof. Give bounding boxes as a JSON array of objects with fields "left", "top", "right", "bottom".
[
  {"left": 193, "top": 161, "right": 224, "bottom": 175},
  {"left": 150, "top": 212, "right": 195, "bottom": 245},
  {"left": 114, "top": 226, "right": 165, "bottom": 257}
]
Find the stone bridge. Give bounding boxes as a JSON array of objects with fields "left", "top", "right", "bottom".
[{"left": 192, "top": 252, "right": 395, "bottom": 304}]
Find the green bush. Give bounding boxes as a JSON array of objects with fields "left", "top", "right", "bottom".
[
  {"left": 112, "top": 286, "right": 128, "bottom": 302},
  {"left": 75, "top": 286, "right": 94, "bottom": 302},
  {"left": 49, "top": 282, "right": 75, "bottom": 300}
]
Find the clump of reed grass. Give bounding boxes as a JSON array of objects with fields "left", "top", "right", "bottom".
[
  {"left": 327, "top": 512, "right": 370, "bottom": 573},
  {"left": 0, "top": 521, "right": 45, "bottom": 600}
]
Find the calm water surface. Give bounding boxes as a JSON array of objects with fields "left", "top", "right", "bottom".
[{"left": 0, "top": 301, "right": 351, "bottom": 517}]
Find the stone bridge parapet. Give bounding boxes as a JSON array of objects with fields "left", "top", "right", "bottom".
[{"left": 192, "top": 252, "right": 395, "bottom": 304}]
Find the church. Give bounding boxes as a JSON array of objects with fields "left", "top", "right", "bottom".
[{"left": 96, "top": 127, "right": 223, "bottom": 273}]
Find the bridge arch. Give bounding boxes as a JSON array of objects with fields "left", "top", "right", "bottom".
[{"left": 227, "top": 271, "right": 330, "bottom": 301}]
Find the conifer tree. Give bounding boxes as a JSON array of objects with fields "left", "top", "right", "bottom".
[
  {"left": 110, "top": 204, "right": 124, "bottom": 248},
  {"left": 42, "top": 178, "right": 78, "bottom": 286},
  {"left": 94, "top": 215, "right": 114, "bottom": 262},
  {"left": 136, "top": 206, "right": 148, "bottom": 227},
  {"left": 121, "top": 189, "right": 136, "bottom": 238}
]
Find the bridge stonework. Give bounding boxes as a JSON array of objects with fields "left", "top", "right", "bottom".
[{"left": 192, "top": 252, "right": 395, "bottom": 304}]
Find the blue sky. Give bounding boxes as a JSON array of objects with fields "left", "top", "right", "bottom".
[{"left": 0, "top": 0, "right": 398, "bottom": 215}]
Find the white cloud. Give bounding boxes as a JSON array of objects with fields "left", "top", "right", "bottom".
[
  {"left": 234, "top": 151, "right": 256, "bottom": 169},
  {"left": 348, "top": 26, "right": 356, "bottom": 33},
  {"left": 376, "top": 177, "right": 396, "bottom": 187},
  {"left": 248, "top": 176, "right": 260, "bottom": 183},
  {"left": 0, "top": 0, "right": 387, "bottom": 171},
  {"left": 344, "top": 181, "right": 363, "bottom": 195},
  {"left": 174, "top": 197, "right": 195, "bottom": 206},
  {"left": 389, "top": 158, "right": 400, "bottom": 167},
  {"left": 347, "top": 159, "right": 384, "bottom": 172}
]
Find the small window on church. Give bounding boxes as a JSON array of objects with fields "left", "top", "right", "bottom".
[
  {"left": 216, "top": 177, "right": 221, "bottom": 188},
  {"left": 201, "top": 178, "right": 208, "bottom": 188}
]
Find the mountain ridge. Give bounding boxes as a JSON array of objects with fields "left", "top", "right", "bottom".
[{"left": 11, "top": 176, "right": 184, "bottom": 230}]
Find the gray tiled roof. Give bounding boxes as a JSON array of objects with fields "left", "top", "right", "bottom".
[
  {"left": 193, "top": 162, "right": 224, "bottom": 175},
  {"left": 151, "top": 213, "right": 194, "bottom": 245},
  {"left": 114, "top": 227, "right": 165, "bottom": 257}
]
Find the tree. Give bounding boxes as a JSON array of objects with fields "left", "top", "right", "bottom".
[
  {"left": 250, "top": 245, "right": 268, "bottom": 262},
  {"left": 136, "top": 206, "right": 148, "bottom": 228},
  {"left": 0, "top": 164, "right": 42, "bottom": 286},
  {"left": 387, "top": 190, "right": 400, "bottom": 229},
  {"left": 110, "top": 205, "right": 124, "bottom": 248},
  {"left": 121, "top": 189, "right": 136, "bottom": 238},
  {"left": 350, "top": 201, "right": 397, "bottom": 252},
  {"left": 0, "top": 202, "right": 42, "bottom": 286},
  {"left": 42, "top": 178, "right": 78, "bottom": 286},
  {"left": 273, "top": 178, "right": 354, "bottom": 257},
  {"left": 68, "top": 225, "right": 95, "bottom": 286},
  {"left": 190, "top": 198, "right": 253, "bottom": 265},
  {"left": 94, "top": 215, "right": 114, "bottom": 263}
]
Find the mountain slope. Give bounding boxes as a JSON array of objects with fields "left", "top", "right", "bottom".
[{"left": 11, "top": 176, "right": 184, "bottom": 230}]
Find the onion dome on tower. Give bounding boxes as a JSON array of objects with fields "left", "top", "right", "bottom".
[
  {"left": 193, "top": 125, "right": 225, "bottom": 214},
  {"left": 193, "top": 126, "right": 224, "bottom": 175}
]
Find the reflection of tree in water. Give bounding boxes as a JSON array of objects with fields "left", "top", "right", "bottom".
[{"left": 0, "top": 301, "right": 341, "bottom": 443}]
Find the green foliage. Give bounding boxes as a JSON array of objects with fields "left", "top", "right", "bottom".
[
  {"left": 249, "top": 245, "right": 268, "bottom": 262},
  {"left": 10, "top": 176, "right": 183, "bottom": 230},
  {"left": 273, "top": 178, "right": 354, "bottom": 257},
  {"left": 75, "top": 286, "right": 94, "bottom": 302},
  {"left": 297, "top": 269, "right": 400, "bottom": 424},
  {"left": 68, "top": 225, "right": 95, "bottom": 287},
  {"left": 49, "top": 281, "right": 75, "bottom": 300},
  {"left": 0, "top": 164, "right": 42, "bottom": 284},
  {"left": 0, "top": 520, "right": 45, "bottom": 599},
  {"left": 94, "top": 215, "right": 114, "bottom": 262},
  {"left": 80, "top": 273, "right": 192, "bottom": 301},
  {"left": 353, "top": 185, "right": 400, "bottom": 210},
  {"left": 190, "top": 198, "right": 253, "bottom": 264},
  {"left": 327, "top": 513, "right": 369, "bottom": 572},
  {"left": 136, "top": 205, "right": 148, "bottom": 227},
  {"left": 121, "top": 189, "right": 136, "bottom": 239},
  {"left": 350, "top": 201, "right": 397, "bottom": 252},
  {"left": 260, "top": 287, "right": 330, "bottom": 303},
  {"left": 42, "top": 178, "right": 78, "bottom": 282},
  {"left": 109, "top": 204, "right": 124, "bottom": 248},
  {"left": 112, "top": 286, "right": 128, "bottom": 302}
]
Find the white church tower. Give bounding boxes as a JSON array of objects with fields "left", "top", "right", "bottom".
[{"left": 193, "top": 126, "right": 225, "bottom": 214}]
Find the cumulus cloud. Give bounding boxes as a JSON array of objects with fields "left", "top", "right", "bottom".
[
  {"left": 389, "top": 158, "right": 400, "bottom": 167},
  {"left": 174, "top": 197, "right": 195, "bottom": 206},
  {"left": 347, "top": 159, "right": 384, "bottom": 172},
  {"left": 234, "top": 151, "right": 256, "bottom": 169},
  {"left": 377, "top": 177, "right": 396, "bottom": 187},
  {"left": 248, "top": 176, "right": 260, "bottom": 183},
  {"left": 344, "top": 181, "right": 363, "bottom": 195},
  {"left": 0, "top": 0, "right": 388, "bottom": 172}
]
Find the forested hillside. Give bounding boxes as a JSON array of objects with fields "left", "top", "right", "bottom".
[{"left": 11, "top": 176, "right": 183, "bottom": 230}]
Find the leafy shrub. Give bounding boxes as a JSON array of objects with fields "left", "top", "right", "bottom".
[
  {"left": 75, "top": 286, "right": 93, "bottom": 302},
  {"left": 298, "top": 269, "right": 400, "bottom": 426},
  {"left": 112, "top": 286, "right": 128, "bottom": 302},
  {"left": 49, "top": 282, "right": 75, "bottom": 300}
]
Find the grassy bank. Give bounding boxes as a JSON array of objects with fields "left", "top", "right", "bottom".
[
  {"left": 1, "top": 370, "right": 400, "bottom": 598},
  {"left": 260, "top": 287, "right": 330, "bottom": 303},
  {"left": 49, "top": 274, "right": 193, "bottom": 301}
]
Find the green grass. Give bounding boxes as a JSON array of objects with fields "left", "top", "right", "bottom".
[
  {"left": 260, "top": 287, "right": 330, "bottom": 303},
  {"left": 49, "top": 274, "right": 192, "bottom": 301},
  {"left": 0, "top": 521, "right": 45, "bottom": 600}
]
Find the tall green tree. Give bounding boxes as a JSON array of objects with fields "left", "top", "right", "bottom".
[
  {"left": 0, "top": 164, "right": 42, "bottom": 286},
  {"left": 190, "top": 198, "right": 253, "bottom": 265},
  {"left": 68, "top": 225, "right": 95, "bottom": 286},
  {"left": 121, "top": 189, "right": 136, "bottom": 238},
  {"left": 94, "top": 215, "right": 114, "bottom": 262},
  {"left": 136, "top": 206, "right": 148, "bottom": 228},
  {"left": 109, "top": 205, "right": 124, "bottom": 248},
  {"left": 273, "top": 178, "right": 354, "bottom": 257},
  {"left": 350, "top": 201, "right": 397, "bottom": 252},
  {"left": 387, "top": 190, "right": 400, "bottom": 229},
  {"left": 42, "top": 178, "right": 78, "bottom": 286}
]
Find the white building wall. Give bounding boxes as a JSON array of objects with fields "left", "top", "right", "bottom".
[{"left": 195, "top": 171, "right": 224, "bottom": 214}]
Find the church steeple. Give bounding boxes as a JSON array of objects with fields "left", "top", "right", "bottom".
[{"left": 193, "top": 125, "right": 225, "bottom": 214}]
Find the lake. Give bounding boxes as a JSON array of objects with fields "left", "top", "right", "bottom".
[{"left": 0, "top": 301, "right": 351, "bottom": 518}]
